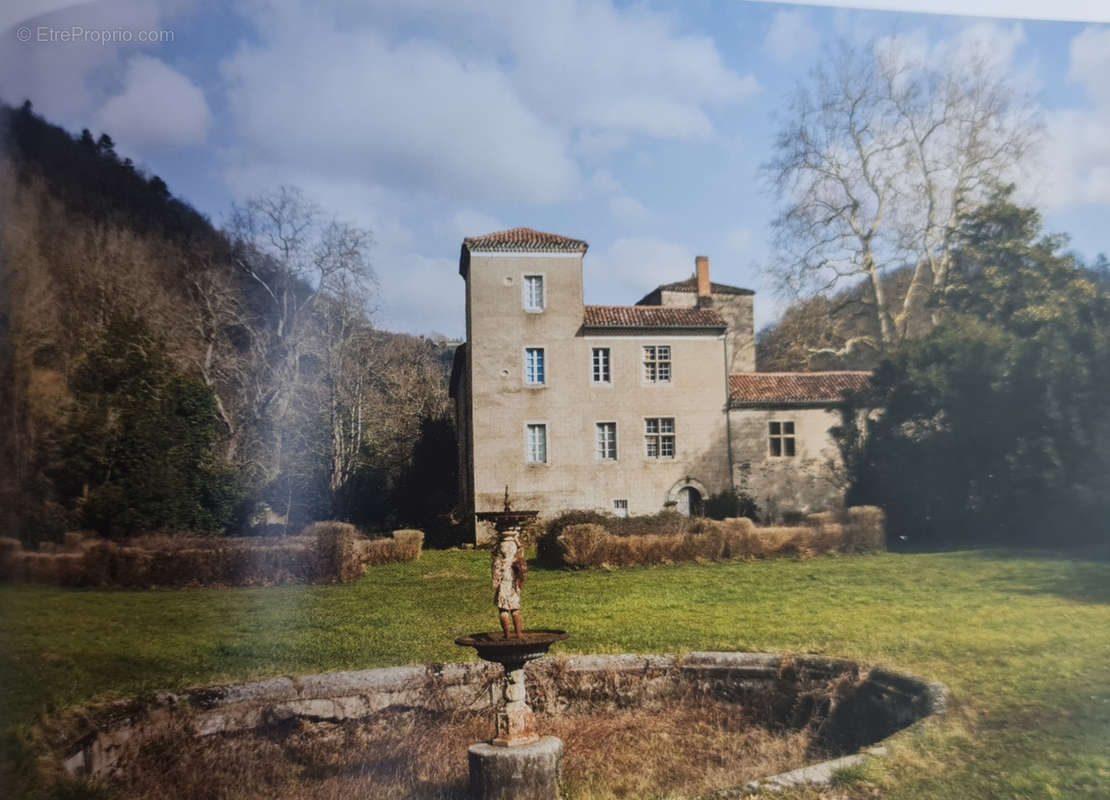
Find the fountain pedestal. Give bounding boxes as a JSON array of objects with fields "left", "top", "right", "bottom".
[
  {"left": 494, "top": 660, "right": 537, "bottom": 746},
  {"left": 467, "top": 737, "right": 564, "bottom": 800},
  {"left": 455, "top": 631, "right": 568, "bottom": 799},
  {"left": 457, "top": 498, "right": 568, "bottom": 799}
]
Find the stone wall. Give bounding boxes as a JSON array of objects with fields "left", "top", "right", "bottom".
[
  {"left": 44, "top": 652, "right": 945, "bottom": 783},
  {"left": 729, "top": 407, "right": 849, "bottom": 520}
]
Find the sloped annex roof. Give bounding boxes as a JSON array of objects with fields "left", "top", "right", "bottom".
[
  {"left": 637, "top": 276, "right": 753, "bottom": 306},
  {"left": 583, "top": 304, "right": 726, "bottom": 330},
  {"left": 729, "top": 371, "right": 871, "bottom": 407}
]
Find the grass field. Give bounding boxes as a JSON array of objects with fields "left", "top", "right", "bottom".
[{"left": 2, "top": 548, "right": 1109, "bottom": 798}]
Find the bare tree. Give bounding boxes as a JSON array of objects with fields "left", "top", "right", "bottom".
[
  {"left": 764, "top": 38, "right": 1039, "bottom": 350},
  {"left": 229, "top": 186, "right": 375, "bottom": 520}
]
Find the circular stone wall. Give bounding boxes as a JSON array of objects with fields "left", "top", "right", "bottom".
[{"left": 44, "top": 652, "right": 946, "bottom": 794}]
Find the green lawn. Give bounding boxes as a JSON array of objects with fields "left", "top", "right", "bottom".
[{"left": 2, "top": 549, "right": 1109, "bottom": 799}]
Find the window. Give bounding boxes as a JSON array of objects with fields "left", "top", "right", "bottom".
[
  {"left": 526, "top": 424, "right": 547, "bottom": 463},
  {"left": 523, "top": 275, "right": 545, "bottom": 311},
  {"left": 643, "top": 345, "right": 671, "bottom": 383},
  {"left": 524, "top": 347, "right": 545, "bottom": 385},
  {"left": 595, "top": 422, "right": 617, "bottom": 460},
  {"left": 613, "top": 499, "right": 629, "bottom": 518},
  {"left": 591, "top": 347, "right": 611, "bottom": 384},
  {"left": 769, "top": 421, "right": 796, "bottom": 457},
  {"left": 644, "top": 417, "right": 675, "bottom": 458}
]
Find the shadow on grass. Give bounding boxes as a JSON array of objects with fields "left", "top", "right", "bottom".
[{"left": 957, "top": 548, "right": 1110, "bottom": 605}]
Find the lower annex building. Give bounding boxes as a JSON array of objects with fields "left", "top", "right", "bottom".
[{"left": 449, "top": 228, "right": 868, "bottom": 538}]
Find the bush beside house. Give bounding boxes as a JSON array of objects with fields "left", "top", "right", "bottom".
[
  {"left": 0, "top": 524, "right": 423, "bottom": 588},
  {"left": 543, "top": 506, "right": 883, "bottom": 568}
]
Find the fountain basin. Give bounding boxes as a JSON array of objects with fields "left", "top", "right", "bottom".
[
  {"left": 455, "top": 630, "right": 568, "bottom": 664},
  {"left": 45, "top": 653, "right": 947, "bottom": 797}
]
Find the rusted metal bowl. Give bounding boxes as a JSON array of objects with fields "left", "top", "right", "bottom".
[
  {"left": 455, "top": 630, "right": 569, "bottom": 665},
  {"left": 474, "top": 510, "right": 540, "bottom": 531}
]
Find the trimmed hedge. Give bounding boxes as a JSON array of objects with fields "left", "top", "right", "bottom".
[
  {"left": 0, "top": 524, "right": 423, "bottom": 588},
  {"left": 546, "top": 507, "right": 884, "bottom": 568}
]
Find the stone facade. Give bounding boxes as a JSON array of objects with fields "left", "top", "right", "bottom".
[
  {"left": 729, "top": 407, "right": 848, "bottom": 521},
  {"left": 450, "top": 228, "right": 869, "bottom": 536}
]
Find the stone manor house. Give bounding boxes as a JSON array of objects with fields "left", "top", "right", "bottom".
[{"left": 449, "top": 228, "right": 868, "bottom": 534}]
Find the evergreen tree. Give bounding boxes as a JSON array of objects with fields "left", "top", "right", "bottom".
[
  {"left": 840, "top": 190, "right": 1110, "bottom": 548},
  {"left": 59, "top": 314, "right": 240, "bottom": 537}
]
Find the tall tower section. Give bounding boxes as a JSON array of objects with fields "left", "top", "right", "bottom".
[{"left": 453, "top": 228, "right": 589, "bottom": 517}]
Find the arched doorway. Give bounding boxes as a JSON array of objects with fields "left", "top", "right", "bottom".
[
  {"left": 676, "top": 486, "right": 703, "bottom": 516},
  {"left": 667, "top": 478, "right": 708, "bottom": 517}
]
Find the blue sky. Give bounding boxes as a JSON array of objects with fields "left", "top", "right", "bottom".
[{"left": 2, "top": 1, "right": 1109, "bottom": 336}]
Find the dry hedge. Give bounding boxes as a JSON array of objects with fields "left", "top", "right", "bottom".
[
  {"left": 551, "top": 506, "right": 884, "bottom": 568},
  {"left": 0, "top": 524, "right": 423, "bottom": 588}
]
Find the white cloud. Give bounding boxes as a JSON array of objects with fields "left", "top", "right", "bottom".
[
  {"left": 876, "top": 22, "right": 1026, "bottom": 80},
  {"left": 609, "top": 195, "right": 652, "bottom": 225},
  {"left": 574, "top": 130, "right": 631, "bottom": 158},
  {"left": 213, "top": 0, "right": 763, "bottom": 333},
  {"left": 443, "top": 209, "right": 504, "bottom": 243},
  {"left": 588, "top": 169, "right": 622, "bottom": 195},
  {"left": 500, "top": 3, "right": 759, "bottom": 140},
  {"left": 96, "top": 54, "right": 210, "bottom": 153},
  {"left": 0, "top": 0, "right": 165, "bottom": 123},
  {"left": 1037, "top": 26, "right": 1110, "bottom": 210},
  {"left": 586, "top": 236, "right": 694, "bottom": 301},
  {"left": 1068, "top": 25, "right": 1110, "bottom": 109},
  {"left": 745, "top": 1, "right": 1110, "bottom": 23},
  {"left": 763, "top": 9, "right": 820, "bottom": 63},
  {"left": 374, "top": 252, "right": 465, "bottom": 336},
  {"left": 220, "top": 0, "right": 760, "bottom": 213},
  {"left": 221, "top": 19, "right": 579, "bottom": 206}
]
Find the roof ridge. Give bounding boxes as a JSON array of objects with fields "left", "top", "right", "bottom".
[
  {"left": 731, "top": 370, "right": 873, "bottom": 376},
  {"left": 463, "top": 227, "right": 588, "bottom": 252},
  {"left": 583, "top": 305, "right": 726, "bottom": 329}
]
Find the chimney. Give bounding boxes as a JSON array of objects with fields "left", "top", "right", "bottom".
[{"left": 695, "top": 255, "right": 711, "bottom": 308}]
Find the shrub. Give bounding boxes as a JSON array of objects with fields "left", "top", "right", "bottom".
[
  {"left": 0, "top": 522, "right": 424, "bottom": 587},
  {"left": 391, "top": 530, "right": 424, "bottom": 562},
  {"left": 306, "top": 521, "right": 362, "bottom": 583},
  {"left": 704, "top": 489, "right": 760, "bottom": 522},
  {"left": 0, "top": 537, "right": 21, "bottom": 579},
  {"left": 844, "top": 506, "right": 884, "bottom": 552},
  {"left": 62, "top": 531, "right": 88, "bottom": 551},
  {"left": 538, "top": 510, "right": 610, "bottom": 566},
  {"left": 550, "top": 507, "right": 884, "bottom": 568}
]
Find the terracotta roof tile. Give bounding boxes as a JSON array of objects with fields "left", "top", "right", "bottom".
[
  {"left": 583, "top": 305, "right": 726, "bottom": 329},
  {"left": 729, "top": 372, "right": 871, "bottom": 406},
  {"left": 463, "top": 227, "right": 589, "bottom": 253}
]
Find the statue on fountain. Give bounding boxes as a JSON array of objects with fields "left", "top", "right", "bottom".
[
  {"left": 457, "top": 489, "right": 567, "bottom": 798},
  {"left": 492, "top": 529, "right": 527, "bottom": 638}
]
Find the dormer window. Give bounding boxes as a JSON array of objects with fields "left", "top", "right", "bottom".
[{"left": 523, "top": 275, "right": 545, "bottom": 311}]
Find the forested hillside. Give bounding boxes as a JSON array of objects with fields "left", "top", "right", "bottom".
[{"left": 0, "top": 102, "right": 457, "bottom": 544}]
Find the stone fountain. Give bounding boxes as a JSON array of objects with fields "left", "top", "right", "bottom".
[{"left": 456, "top": 490, "right": 568, "bottom": 800}]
